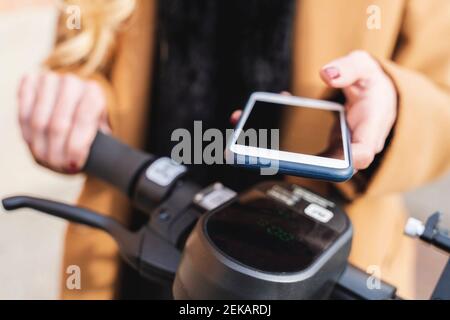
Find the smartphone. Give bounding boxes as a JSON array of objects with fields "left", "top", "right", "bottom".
[{"left": 226, "top": 92, "right": 353, "bottom": 182}]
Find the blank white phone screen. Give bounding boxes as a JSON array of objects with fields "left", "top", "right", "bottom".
[{"left": 237, "top": 101, "right": 345, "bottom": 160}]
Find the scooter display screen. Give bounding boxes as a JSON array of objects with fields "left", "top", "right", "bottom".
[{"left": 205, "top": 193, "right": 340, "bottom": 273}]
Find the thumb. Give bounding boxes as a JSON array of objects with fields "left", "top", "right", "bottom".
[
  {"left": 230, "top": 110, "right": 242, "bottom": 126},
  {"left": 320, "top": 51, "right": 379, "bottom": 89},
  {"left": 351, "top": 142, "right": 375, "bottom": 170}
]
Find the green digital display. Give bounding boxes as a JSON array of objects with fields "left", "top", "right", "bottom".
[
  {"left": 206, "top": 194, "right": 339, "bottom": 273},
  {"left": 257, "top": 219, "right": 295, "bottom": 242}
]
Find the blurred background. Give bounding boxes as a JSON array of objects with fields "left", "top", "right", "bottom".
[
  {"left": 0, "top": 1, "right": 449, "bottom": 299},
  {"left": 0, "top": 1, "right": 83, "bottom": 299}
]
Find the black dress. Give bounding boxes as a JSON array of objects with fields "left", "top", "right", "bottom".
[{"left": 119, "top": 0, "right": 295, "bottom": 299}]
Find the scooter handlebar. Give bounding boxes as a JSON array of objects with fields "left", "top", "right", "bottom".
[{"left": 83, "top": 132, "right": 154, "bottom": 196}]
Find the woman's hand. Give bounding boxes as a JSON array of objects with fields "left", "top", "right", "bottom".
[
  {"left": 231, "top": 51, "right": 397, "bottom": 172},
  {"left": 17, "top": 71, "right": 110, "bottom": 174},
  {"left": 320, "top": 50, "right": 397, "bottom": 170}
]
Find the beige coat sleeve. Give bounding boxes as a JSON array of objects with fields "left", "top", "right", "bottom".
[{"left": 359, "top": 0, "right": 450, "bottom": 197}]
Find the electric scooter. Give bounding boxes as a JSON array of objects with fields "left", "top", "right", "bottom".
[{"left": 2, "top": 132, "right": 449, "bottom": 299}]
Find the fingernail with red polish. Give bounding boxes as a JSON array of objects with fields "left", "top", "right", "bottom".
[
  {"left": 67, "top": 162, "right": 78, "bottom": 174},
  {"left": 323, "top": 67, "right": 340, "bottom": 80}
]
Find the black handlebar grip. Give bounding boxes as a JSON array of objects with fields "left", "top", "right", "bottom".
[{"left": 84, "top": 132, "right": 154, "bottom": 196}]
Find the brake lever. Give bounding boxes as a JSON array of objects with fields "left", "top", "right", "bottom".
[{"left": 1, "top": 196, "right": 180, "bottom": 281}]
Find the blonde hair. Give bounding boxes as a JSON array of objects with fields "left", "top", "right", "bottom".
[{"left": 45, "top": 0, "right": 137, "bottom": 76}]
